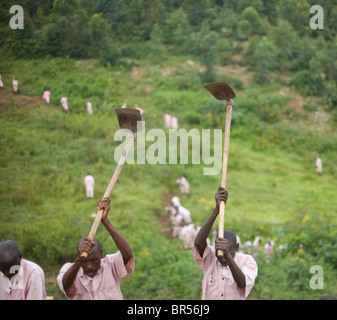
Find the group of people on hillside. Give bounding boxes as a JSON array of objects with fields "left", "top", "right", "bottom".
[
  {"left": 0, "top": 74, "right": 95, "bottom": 115},
  {"left": 0, "top": 74, "right": 325, "bottom": 174},
  {"left": 1, "top": 187, "right": 258, "bottom": 300}
]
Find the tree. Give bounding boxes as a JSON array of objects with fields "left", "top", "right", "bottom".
[
  {"left": 216, "top": 38, "right": 232, "bottom": 65},
  {"left": 250, "top": 36, "right": 278, "bottom": 84},
  {"left": 52, "top": 0, "right": 79, "bottom": 16},
  {"left": 163, "top": 8, "right": 191, "bottom": 47},
  {"left": 95, "top": 0, "right": 120, "bottom": 25},
  {"left": 240, "top": 6, "right": 265, "bottom": 36},
  {"left": 42, "top": 16, "right": 69, "bottom": 56},
  {"left": 261, "top": 0, "right": 279, "bottom": 24},
  {"left": 271, "top": 19, "right": 298, "bottom": 70},
  {"left": 42, "top": 2, "right": 91, "bottom": 58},
  {"left": 198, "top": 26, "right": 218, "bottom": 83},
  {"left": 236, "top": 19, "right": 252, "bottom": 40},
  {"left": 68, "top": 9, "right": 90, "bottom": 58},
  {"left": 276, "top": 0, "right": 310, "bottom": 35},
  {"left": 89, "top": 13, "right": 107, "bottom": 50},
  {"left": 181, "top": 0, "right": 212, "bottom": 26}
]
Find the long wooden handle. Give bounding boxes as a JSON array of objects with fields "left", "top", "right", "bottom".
[
  {"left": 218, "top": 100, "right": 233, "bottom": 256},
  {"left": 81, "top": 132, "right": 136, "bottom": 258}
]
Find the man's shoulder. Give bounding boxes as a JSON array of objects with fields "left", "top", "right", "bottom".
[
  {"left": 102, "top": 252, "right": 120, "bottom": 264},
  {"left": 21, "top": 259, "right": 45, "bottom": 276},
  {"left": 235, "top": 252, "right": 257, "bottom": 265}
]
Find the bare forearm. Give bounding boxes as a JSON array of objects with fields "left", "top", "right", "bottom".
[
  {"left": 194, "top": 206, "right": 219, "bottom": 257},
  {"left": 227, "top": 256, "right": 246, "bottom": 288},
  {"left": 102, "top": 217, "right": 133, "bottom": 264},
  {"left": 62, "top": 258, "right": 82, "bottom": 290}
]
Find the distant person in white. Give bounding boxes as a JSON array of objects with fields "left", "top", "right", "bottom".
[
  {"left": 171, "top": 116, "right": 178, "bottom": 129},
  {"left": 164, "top": 114, "right": 171, "bottom": 128},
  {"left": 61, "top": 97, "right": 68, "bottom": 111},
  {"left": 316, "top": 156, "right": 322, "bottom": 173},
  {"left": 43, "top": 90, "right": 51, "bottom": 105},
  {"left": 84, "top": 173, "right": 95, "bottom": 198},
  {"left": 176, "top": 176, "right": 190, "bottom": 195},
  {"left": 86, "top": 101, "right": 93, "bottom": 115},
  {"left": 171, "top": 196, "right": 191, "bottom": 225},
  {"left": 13, "top": 77, "right": 18, "bottom": 93}
]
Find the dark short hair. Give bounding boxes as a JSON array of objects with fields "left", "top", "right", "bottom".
[
  {"left": 215, "top": 230, "right": 237, "bottom": 247},
  {"left": 77, "top": 237, "right": 101, "bottom": 251},
  {"left": 0, "top": 240, "right": 21, "bottom": 261},
  {"left": 223, "top": 230, "right": 238, "bottom": 247}
]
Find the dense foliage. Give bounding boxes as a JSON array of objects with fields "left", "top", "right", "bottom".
[{"left": 1, "top": 0, "right": 337, "bottom": 110}]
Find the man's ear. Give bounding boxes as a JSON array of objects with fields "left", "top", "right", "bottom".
[
  {"left": 235, "top": 243, "right": 239, "bottom": 252},
  {"left": 99, "top": 249, "right": 103, "bottom": 258}
]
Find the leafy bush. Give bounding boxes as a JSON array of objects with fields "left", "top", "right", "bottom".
[{"left": 253, "top": 209, "right": 337, "bottom": 299}]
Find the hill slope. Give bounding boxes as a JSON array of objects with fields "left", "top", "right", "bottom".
[{"left": 0, "top": 57, "right": 337, "bottom": 300}]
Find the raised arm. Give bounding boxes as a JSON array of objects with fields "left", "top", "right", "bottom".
[
  {"left": 215, "top": 237, "right": 246, "bottom": 288},
  {"left": 194, "top": 187, "right": 228, "bottom": 257},
  {"left": 99, "top": 198, "right": 133, "bottom": 265}
]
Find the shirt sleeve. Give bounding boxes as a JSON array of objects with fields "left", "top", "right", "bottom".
[
  {"left": 25, "top": 267, "right": 47, "bottom": 300},
  {"left": 57, "top": 263, "right": 77, "bottom": 299},
  {"left": 106, "top": 251, "right": 135, "bottom": 283},
  {"left": 237, "top": 255, "right": 258, "bottom": 299},
  {"left": 192, "top": 242, "right": 215, "bottom": 271}
]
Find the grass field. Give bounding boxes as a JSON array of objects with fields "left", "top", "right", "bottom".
[{"left": 1, "top": 56, "right": 337, "bottom": 300}]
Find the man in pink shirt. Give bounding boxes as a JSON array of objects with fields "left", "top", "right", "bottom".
[
  {"left": 0, "top": 240, "right": 47, "bottom": 300},
  {"left": 57, "top": 197, "right": 134, "bottom": 300},
  {"left": 43, "top": 90, "right": 51, "bottom": 105},
  {"left": 193, "top": 187, "right": 258, "bottom": 300}
]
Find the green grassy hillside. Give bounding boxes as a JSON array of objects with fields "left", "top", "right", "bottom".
[{"left": 1, "top": 56, "right": 337, "bottom": 300}]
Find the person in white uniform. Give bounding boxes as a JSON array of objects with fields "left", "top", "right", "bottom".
[
  {"left": 84, "top": 173, "right": 95, "bottom": 198},
  {"left": 315, "top": 156, "right": 322, "bottom": 173}
]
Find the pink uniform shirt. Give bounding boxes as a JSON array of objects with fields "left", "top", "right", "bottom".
[
  {"left": 0, "top": 259, "right": 47, "bottom": 300},
  {"left": 43, "top": 90, "right": 51, "bottom": 104},
  {"left": 164, "top": 114, "right": 171, "bottom": 128},
  {"left": 57, "top": 251, "right": 134, "bottom": 300},
  {"left": 192, "top": 243, "right": 258, "bottom": 300}
]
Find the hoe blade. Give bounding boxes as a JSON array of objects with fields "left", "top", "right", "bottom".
[
  {"left": 204, "top": 81, "right": 236, "bottom": 101},
  {"left": 115, "top": 108, "right": 143, "bottom": 132}
]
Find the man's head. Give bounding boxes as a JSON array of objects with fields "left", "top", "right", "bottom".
[
  {"left": 215, "top": 230, "right": 239, "bottom": 266},
  {"left": 77, "top": 237, "right": 102, "bottom": 278},
  {"left": 0, "top": 240, "right": 22, "bottom": 279},
  {"left": 171, "top": 196, "right": 181, "bottom": 207}
]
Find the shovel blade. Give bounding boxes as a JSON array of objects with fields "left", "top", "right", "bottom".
[
  {"left": 115, "top": 108, "right": 143, "bottom": 132},
  {"left": 204, "top": 81, "right": 236, "bottom": 101}
]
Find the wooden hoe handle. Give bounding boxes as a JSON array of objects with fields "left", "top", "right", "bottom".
[
  {"left": 218, "top": 99, "right": 234, "bottom": 257},
  {"left": 81, "top": 132, "right": 136, "bottom": 258}
]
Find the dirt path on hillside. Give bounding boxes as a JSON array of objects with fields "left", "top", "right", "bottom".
[
  {"left": 0, "top": 89, "right": 45, "bottom": 114},
  {"left": 156, "top": 187, "right": 175, "bottom": 237}
]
